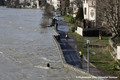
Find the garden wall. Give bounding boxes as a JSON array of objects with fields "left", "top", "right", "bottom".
[
  {"left": 117, "top": 46, "right": 120, "bottom": 59},
  {"left": 75, "top": 27, "right": 83, "bottom": 36}
]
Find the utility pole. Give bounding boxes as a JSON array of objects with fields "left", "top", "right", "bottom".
[
  {"left": 87, "top": 41, "right": 90, "bottom": 73},
  {"left": 85, "top": 38, "right": 90, "bottom": 73}
]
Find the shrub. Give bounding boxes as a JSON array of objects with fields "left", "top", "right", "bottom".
[
  {"left": 75, "top": 7, "right": 84, "bottom": 21},
  {"left": 71, "top": 26, "right": 76, "bottom": 32},
  {"left": 69, "top": 17, "right": 74, "bottom": 23}
]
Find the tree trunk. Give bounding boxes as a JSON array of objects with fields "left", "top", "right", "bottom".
[{"left": 99, "top": 31, "right": 102, "bottom": 40}]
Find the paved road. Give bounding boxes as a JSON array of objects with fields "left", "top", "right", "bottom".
[{"left": 58, "top": 32, "right": 82, "bottom": 68}]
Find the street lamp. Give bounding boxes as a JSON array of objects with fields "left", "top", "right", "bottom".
[{"left": 85, "top": 38, "right": 90, "bottom": 73}]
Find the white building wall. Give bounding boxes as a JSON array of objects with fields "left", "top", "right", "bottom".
[
  {"left": 117, "top": 46, "right": 120, "bottom": 59},
  {"left": 70, "top": 0, "right": 74, "bottom": 2},
  {"left": 19, "top": 0, "right": 31, "bottom": 3},
  {"left": 83, "top": 2, "right": 89, "bottom": 20},
  {"left": 75, "top": 27, "right": 83, "bottom": 36},
  {"left": 47, "top": 0, "right": 52, "bottom": 5},
  {"left": 70, "top": 0, "right": 74, "bottom": 7},
  {"left": 73, "top": 4, "right": 78, "bottom": 17},
  {"left": 69, "top": 0, "right": 78, "bottom": 18},
  {"left": 36, "top": 0, "right": 40, "bottom": 8},
  {"left": 30, "top": 1, "right": 34, "bottom": 8},
  {"left": 19, "top": 0, "right": 24, "bottom": 3},
  {"left": 83, "top": 0, "right": 96, "bottom": 21},
  {"left": 52, "top": 0, "right": 58, "bottom": 10},
  {"left": 47, "top": 0, "right": 60, "bottom": 10},
  {"left": 54, "top": 0, "right": 60, "bottom": 10}
]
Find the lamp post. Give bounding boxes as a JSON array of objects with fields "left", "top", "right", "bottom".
[{"left": 85, "top": 38, "right": 90, "bottom": 73}]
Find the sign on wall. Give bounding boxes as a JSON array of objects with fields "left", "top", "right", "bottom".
[{"left": 89, "top": 7, "right": 96, "bottom": 21}]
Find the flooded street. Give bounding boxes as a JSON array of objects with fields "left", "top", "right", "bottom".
[{"left": 0, "top": 7, "right": 82, "bottom": 80}]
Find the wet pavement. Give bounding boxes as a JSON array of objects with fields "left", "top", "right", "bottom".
[
  {"left": 57, "top": 18, "right": 82, "bottom": 68},
  {"left": 0, "top": 7, "right": 85, "bottom": 80}
]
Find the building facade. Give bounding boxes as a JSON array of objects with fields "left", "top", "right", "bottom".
[
  {"left": 69, "top": 0, "right": 79, "bottom": 17},
  {"left": 83, "top": 0, "right": 96, "bottom": 28},
  {"left": 47, "top": 0, "right": 60, "bottom": 10},
  {"left": 69, "top": 0, "right": 74, "bottom": 7},
  {"left": 72, "top": 4, "right": 79, "bottom": 17},
  {"left": 47, "top": 0, "right": 52, "bottom": 5}
]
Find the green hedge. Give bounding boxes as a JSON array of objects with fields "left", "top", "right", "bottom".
[{"left": 113, "top": 36, "right": 120, "bottom": 44}]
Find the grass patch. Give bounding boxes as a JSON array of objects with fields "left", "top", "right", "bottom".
[
  {"left": 63, "top": 14, "right": 120, "bottom": 79},
  {"left": 62, "top": 15, "right": 75, "bottom": 27},
  {"left": 71, "top": 32, "right": 120, "bottom": 78},
  {"left": 119, "top": 60, "right": 120, "bottom": 63}
]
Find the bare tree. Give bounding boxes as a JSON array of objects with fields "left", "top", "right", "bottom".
[
  {"left": 40, "top": 18, "right": 49, "bottom": 28},
  {"left": 60, "top": 0, "right": 66, "bottom": 10},
  {"left": 43, "top": 3, "right": 54, "bottom": 18},
  {"left": 60, "top": 0, "right": 70, "bottom": 15},
  {"left": 97, "top": 0, "right": 120, "bottom": 36},
  {"left": 40, "top": 3, "right": 54, "bottom": 28},
  {"left": 72, "top": 0, "right": 83, "bottom": 8}
]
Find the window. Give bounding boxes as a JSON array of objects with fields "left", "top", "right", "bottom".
[
  {"left": 74, "top": 8, "right": 76, "bottom": 11},
  {"left": 84, "top": 8, "right": 87, "bottom": 15}
]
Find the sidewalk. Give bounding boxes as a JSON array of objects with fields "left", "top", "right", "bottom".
[{"left": 56, "top": 19, "right": 107, "bottom": 77}]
